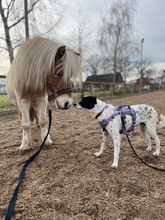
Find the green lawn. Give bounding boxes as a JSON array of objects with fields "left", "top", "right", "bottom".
[
  {"left": 0, "top": 94, "right": 13, "bottom": 107},
  {"left": 0, "top": 91, "right": 111, "bottom": 108}
]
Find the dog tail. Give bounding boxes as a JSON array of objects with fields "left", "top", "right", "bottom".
[{"left": 157, "top": 114, "right": 165, "bottom": 129}]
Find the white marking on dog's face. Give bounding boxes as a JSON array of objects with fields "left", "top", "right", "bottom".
[
  {"left": 74, "top": 96, "right": 97, "bottom": 110},
  {"left": 73, "top": 102, "right": 83, "bottom": 109},
  {"left": 55, "top": 94, "right": 72, "bottom": 110}
]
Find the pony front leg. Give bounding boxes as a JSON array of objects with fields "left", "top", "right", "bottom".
[
  {"left": 20, "top": 122, "right": 32, "bottom": 150},
  {"left": 17, "top": 99, "right": 32, "bottom": 150},
  {"left": 35, "top": 97, "right": 52, "bottom": 145}
]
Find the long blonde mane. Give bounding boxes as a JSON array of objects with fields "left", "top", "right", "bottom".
[{"left": 7, "top": 37, "right": 82, "bottom": 96}]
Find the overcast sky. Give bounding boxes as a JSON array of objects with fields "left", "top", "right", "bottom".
[
  {"left": 0, "top": 0, "right": 165, "bottom": 76},
  {"left": 61, "top": 0, "right": 165, "bottom": 66}
]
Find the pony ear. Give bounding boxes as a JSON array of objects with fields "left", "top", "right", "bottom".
[{"left": 57, "top": 46, "right": 65, "bottom": 59}]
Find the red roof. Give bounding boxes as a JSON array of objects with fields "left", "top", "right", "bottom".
[{"left": 135, "top": 77, "right": 151, "bottom": 85}]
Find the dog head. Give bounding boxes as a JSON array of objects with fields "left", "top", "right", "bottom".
[{"left": 73, "top": 96, "right": 97, "bottom": 110}]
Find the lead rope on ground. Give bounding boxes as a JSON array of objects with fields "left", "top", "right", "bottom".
[
  {"left": 5, "top": 108, "right": 52, "bottom": 220},
  {"left": 120, "top": 113, "right": 165, "bottom": 172}
]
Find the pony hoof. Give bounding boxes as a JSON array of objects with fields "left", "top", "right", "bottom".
[
  {"left": 19, "top": 149, "right": 31, "bottom": 155},
  {"left": 45, "top": 138, "right": 53, "bottom": 145},
  {"left": 19, "top": 143, "right": 32, "bottom": 151}
]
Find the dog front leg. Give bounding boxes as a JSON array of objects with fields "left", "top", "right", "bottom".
[
  {"left": 111, "top": 135, "right": 121, "bottom": 168},
  {"left": 94, "top": 130, "right": 108, "bottom": 157}
]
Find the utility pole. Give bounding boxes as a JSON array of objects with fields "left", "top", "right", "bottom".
[
  {"left": 24, "top": 0, "right": 30, "bottom": 39},
  {"left": 140, "top": 38, "right": 144, "bottom": 93}
]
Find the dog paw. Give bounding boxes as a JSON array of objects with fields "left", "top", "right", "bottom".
[
  {"left": 111, "top": 163, "right": 118, "bottom": 168},
  {"left": 153, "top": 151, "right": 160, "bottom": 157},
  {"left": 94, "top": 152, "right": 102, "bottom": 157}
]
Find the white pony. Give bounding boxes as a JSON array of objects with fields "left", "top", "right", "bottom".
[{"left": 7, "top": 37, "right": 82, "bottom": 151}]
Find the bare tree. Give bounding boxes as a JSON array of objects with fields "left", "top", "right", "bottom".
[
  {"left": 0, "top": 0, "right": 64, "bottom": 64},
  {"left": 134, "top": 58, "right": 155, "bottom": 79},
  {"left": 86, "top": 54, "right": 102, "bottom": 76},
  {"left": 99, "top": 0, "right": 138, "bottom": 83},
  {"left": 101, "top": 57, "right": 112, "bottom": 75},
  {"left": 119, "top": 56, "right": 134, "bottom": 84},
  {"left": 65, "top": 2, "right": 94, "bottom": 62},
  {"left": 0, "top": 0, "right": 40, "bottom": 63}
]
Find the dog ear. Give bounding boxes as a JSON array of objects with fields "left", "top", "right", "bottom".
[{"left": 93, "top": 96, "right": 97, "bottom": 104}]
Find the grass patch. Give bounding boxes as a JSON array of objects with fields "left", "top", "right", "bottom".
[
  {"left": 0, "top": 92, "right": 102, "bottom": 108},
  {"left": 0, "top": 94, "right": 13, "bottom": 107},
  {"left": 0, "top": 91, "right": 111, "bottom": 108}
]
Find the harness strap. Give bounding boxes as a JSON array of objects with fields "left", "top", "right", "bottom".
[
  {"left": 99, "top": 104, "right": 136, "bottom": 134},
  {"left": 99, "top": 109, "right": 119, "bottom": 128},
  {"left": 46, "top": 82, "right": 72, "bottom": 101},
  {"left": 119, "top": 105, "right": 136, "bottom": 134}
]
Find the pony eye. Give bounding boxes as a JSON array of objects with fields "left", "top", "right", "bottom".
[{"left": 55, "top": 71, "right": 62, "bottom": 78}]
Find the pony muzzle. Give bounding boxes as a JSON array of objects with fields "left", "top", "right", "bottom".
[{"left": 55, "top": 95, "right": 72, "bottom": 110}]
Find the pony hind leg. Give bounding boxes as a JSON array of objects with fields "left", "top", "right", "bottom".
[
  {"left": 34, "top": 96, "right": 52, "bottom": 145},
  {"left": 17, "top": 98, "right": 32, "bottom": 151},
  {"left": 30, "top": 107, "right": 39, "bottom": 127}
]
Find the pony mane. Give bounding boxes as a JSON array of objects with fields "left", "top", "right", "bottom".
[{"left": 7, "top": 37, "right": 82, "bottom": 96}]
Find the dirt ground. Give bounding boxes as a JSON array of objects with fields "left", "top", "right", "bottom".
[{"left": 0, "top": 91, "right": 165, "bottom": 220}]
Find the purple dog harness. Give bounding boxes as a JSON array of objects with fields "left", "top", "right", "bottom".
[{"left": 96, "top": 104, "right": 136, "bottom": 134}]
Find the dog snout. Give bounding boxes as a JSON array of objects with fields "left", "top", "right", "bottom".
[
  {"left": 73, "top": 102, "right": 82, "bottom": 109},
  {"left": 73, "top": 102, "right": 78, "bottom": 107}
]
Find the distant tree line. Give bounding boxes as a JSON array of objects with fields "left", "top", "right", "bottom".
[{"left": 0, "top": 0, "right": 164, "bottom": 84}]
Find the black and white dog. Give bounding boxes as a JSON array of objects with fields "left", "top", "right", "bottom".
[{"left": 74, "top": 96, "right": 165, "bottom": 168}]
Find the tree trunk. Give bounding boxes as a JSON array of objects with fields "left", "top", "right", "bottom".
[{"left": 0, "top": 3, "right": 14, "bottom": 63}]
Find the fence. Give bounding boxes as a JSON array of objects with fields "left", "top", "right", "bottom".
[
  {"left": 72, "top": 81, "right": 164, "bottom": 100},
  {"left": 0, "top": 75, "right": 164, "bottom": 98}
]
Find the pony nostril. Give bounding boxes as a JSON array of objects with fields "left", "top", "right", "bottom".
[{"left": 64, "top": 101, "right": 69, "bottom": 109}]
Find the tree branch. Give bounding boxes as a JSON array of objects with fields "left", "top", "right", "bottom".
[
  {"left": 6, "top": 0, "right": 15, "bottom": 19},
  {"left": 9, "top": 0, "right": 40, "bottom": 29}
]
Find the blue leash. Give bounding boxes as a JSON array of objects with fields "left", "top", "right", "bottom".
[{"left": 5, "top": 109, "right": 52, "bottom": 220}]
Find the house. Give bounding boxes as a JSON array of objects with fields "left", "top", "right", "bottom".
[
  {"left": 135, "top": 77, "right": 151, "bottom": 91},
  {"left": 85, "top": 73, "right": 124, "bottom": 91}
]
